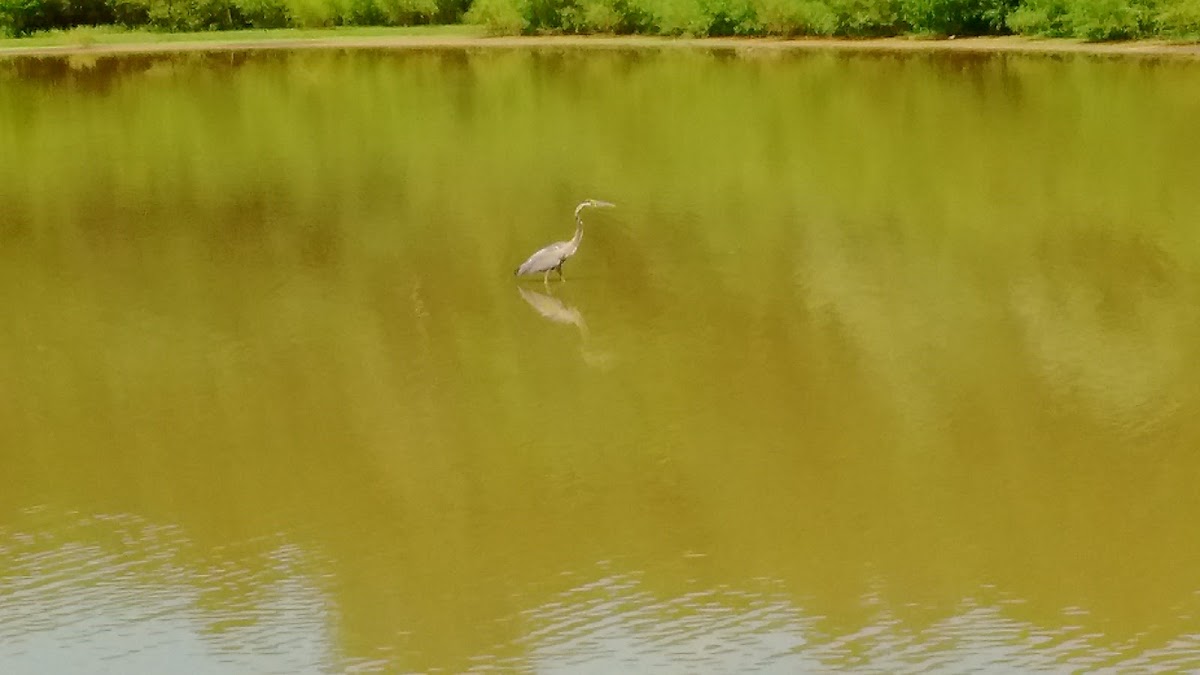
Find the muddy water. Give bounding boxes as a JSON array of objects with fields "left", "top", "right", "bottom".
[{"left": 1, "top": 48, "right": 1199, "bottom": 672}]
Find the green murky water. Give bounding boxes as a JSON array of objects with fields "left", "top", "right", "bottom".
[{"left": 2, "top": 47, "right": 1199, "bottom": 672}]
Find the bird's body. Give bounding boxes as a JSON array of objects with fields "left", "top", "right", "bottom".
[
  {"left": 515, "top": 240, "right": 576, "bottom": 278},
  {"left": 515, "top": 199, "right": 615, "bottom": 283}
]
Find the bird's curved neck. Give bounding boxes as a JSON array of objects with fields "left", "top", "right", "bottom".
[{"left": 569, "top": 209, "right": 586, "bottom": 250}]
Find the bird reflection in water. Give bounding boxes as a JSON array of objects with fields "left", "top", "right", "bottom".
[{"left": 517, "top": 286, "right": 613, "bottom": 369}]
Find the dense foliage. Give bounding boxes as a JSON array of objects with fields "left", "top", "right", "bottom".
[
  {"left": 2, "top": 0, "right": 1200, "bottom": 39},
  {"left": 464, "top": 0, "right": 1200, "bottom": 37},
  {"left": 0, "top": 0, "right": 465, "bottom": 33}
]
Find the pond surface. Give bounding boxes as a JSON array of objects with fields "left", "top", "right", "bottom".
[{"left": 2, "top": 46, "right": 1200, "bottom": 673}]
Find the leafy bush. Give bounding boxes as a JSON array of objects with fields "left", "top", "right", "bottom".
[
  {"left": 4, "top": 0, "right": 458, "bottom": 31},
  {"left": 699, "top": 0, "right": 759, "bottom": 34},
  {"left": 635, "top": 0, "right": 698, "bottom": 34},
  {"left": 342, "top": 0, "right": 382, "bottom": 23},
  {"left": 1156, "top": 0, "right": 1200, "bottom": 37},
  {"left": 376, "top": 0, "right": 437, "bottom": 23},
  {"left": 111, "top": 0, "right": 238, "bottom": 30},
  {"left": 751, "top": 0, "right": 837, "bottom": 35},
  {"left": 464, "top": 0, "right": 528, "bottom": 32},
  {"left": 635, "top": 0, "right": 753, "bottom": 35},
  {"left": 1065, "top": 0, "right": 1147, "bottom": 39},
  {"left": 280, "top": 0, "right": 339, "bottom": 26},
  {"left": 1005, "top": 0, "right": 1068, "bottom": 35},
  {"left": 430, "top": 0, "right": 466, "bottom": 20},
  {"left": 524, "top": 0, "right": 564, "bottom": 29},
  {"left": 3, "top": 0, "right": 116, "bottom": 34},
  {"left": 65, "top": 0, "right": 115, "bottom": 23},
  {"left": 901, "top": 0, "right": 1013, "bottom": 34},
  {"left": 2, "top": 0, "right": 59, "bottom": 35},
  {"left": 1006, "top": 0, "right": 1165, "bottom": 39},
  {"left": 559, "top": 0, "right": 621, "bottom": 31},
  {"left": 6, "top": 0, "right": 1200, "bottom": 39},
  {"left": 232, "top": 0, "right": 289, "bottom": 26},
  {"left": 107, "top": 0, "right": 149, "bottom": 25},
  {"left": 826, "top": 0, "right": 899, "bottom": 34},
  {"left": 462, "top": 0, "right": 906, "bottom": 36}
]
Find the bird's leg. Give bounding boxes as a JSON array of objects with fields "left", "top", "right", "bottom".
[
  {"left": 556, "top": 265, "right": 566, "bottom": 282},
  {"left": 542, "top": 270, "right": 550, "bottom": 288}
]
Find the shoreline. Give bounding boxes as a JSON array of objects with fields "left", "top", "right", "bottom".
[{"left": 3, "top": 32, "right": 1200, "bottom": 59}]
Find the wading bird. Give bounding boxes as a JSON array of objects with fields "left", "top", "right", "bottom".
[{"left": 514, "top": 199, "right": 616, "bottom": 284}]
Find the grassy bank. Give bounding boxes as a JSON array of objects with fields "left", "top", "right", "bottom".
[{"left": 4, "top": 0, "right": 1200, "bottom": 41}]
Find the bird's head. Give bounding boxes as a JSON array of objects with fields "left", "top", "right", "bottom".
[{"left": 577, "top": 199, "right": 616, "bottom": 213}]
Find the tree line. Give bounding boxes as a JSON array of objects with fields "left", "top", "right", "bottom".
[{"left": 3, "top": 0, "right": 1199, "bottom": 41}]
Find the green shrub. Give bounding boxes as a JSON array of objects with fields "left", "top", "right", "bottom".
[
  {"left": 581, "top": 0, "right": 622, "bottom": 30},
  {"left": 632, "top": 0, "right": 756, "bottom": 35},
  {"left": 124, "top": 0, "right": 237, "bottom": 29},
  {"left": 107, "top": 0, "right": 149, "bottom": 25},
  {"left": 1156, "top": 0, "right": 1200, "bottom": 37},
  {"left": 563, "top": 0, "right": 657, "bottom": 32},
  {"left": 64, "top": 0, "right": 115, "bottom": 23},
  {"left": 232, "top": 0, "right": 289, "bottom": 26},
  {"left": 1, "top": 0, "right": 58, "bottom": 35},
  {"left": 477, "top": 0, "right": 903, "bottom": 36},
  {"left": 901, "top": 0, "right": 1013, "bottom": 34},
  {"left": 826, "top": 0, "right": 900, "bottom": 34},
  {"left": 751, "top": 0, "right": 837, "bottom": 34},
  {"left": 342, "top": 0, "right": 380, "bottom": 23},
  {"left": 1007, "top": 0, "right": 1159, "bottom": 39},
  {"left": 4, "top": 0, "right": 456, "bottom": 32},
  {"left": 5, "top": 0, "right": 1199, "bottom": 40},
  {"left": 3, "top": 0, "right": 116, "bottom": 34},
  {"left": 1066, "top": 0, "right": 1147, "bottom": 39},
  {"left": 559, "top": 0, "right": 619, "bottom": 31},
  {"left": 282, "top": 0, "right": 342, "bottom": 25},
  {"left": 464, "top": 0, "right": 528, "bottom": 32},
  {"left": 525, "top": 0, "right": 563, "bottom": 28},
  {"left": 701, "top": 0, "right": 759, "bottom": 34},
  {"left": 638, "top": 0, "right": 702, "bottom": 34},
  {"left": 1005, "top": 0, "right": 1069, "bottom": 35},
  {"left": 431, "top": 0, "right": 466, "bottom": 21},
  {"left": 376, "top": 0, "right": 436, "bottom": 23}
]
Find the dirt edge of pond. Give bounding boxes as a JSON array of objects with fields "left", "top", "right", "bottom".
[{"left": 3, "top": 34, "right": 1200, "bottom": 59}]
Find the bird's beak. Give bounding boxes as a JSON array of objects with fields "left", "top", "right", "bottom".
[{"left": 595, "top": 201, "right": 616, "bottom": 208}]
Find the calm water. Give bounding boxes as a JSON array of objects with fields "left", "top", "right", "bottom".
[{"left": 2, "top": 46, "right": 1200, "bottom": 673}]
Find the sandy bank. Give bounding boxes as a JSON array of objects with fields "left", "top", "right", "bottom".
[{"left": 3, "top": 33, "right": 1199, "bottom": 59}]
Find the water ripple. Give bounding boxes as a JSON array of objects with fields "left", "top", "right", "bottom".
[
  {"left": 514, "top": 574, "right": 1200, "bottom": 673},
  {"left": 0, "top": 508, "right": 337, "bottom": 675}
]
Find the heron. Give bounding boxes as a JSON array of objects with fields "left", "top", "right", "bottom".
[{"left": 514, "top": 199, "right": 616, "bottom": 284}]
